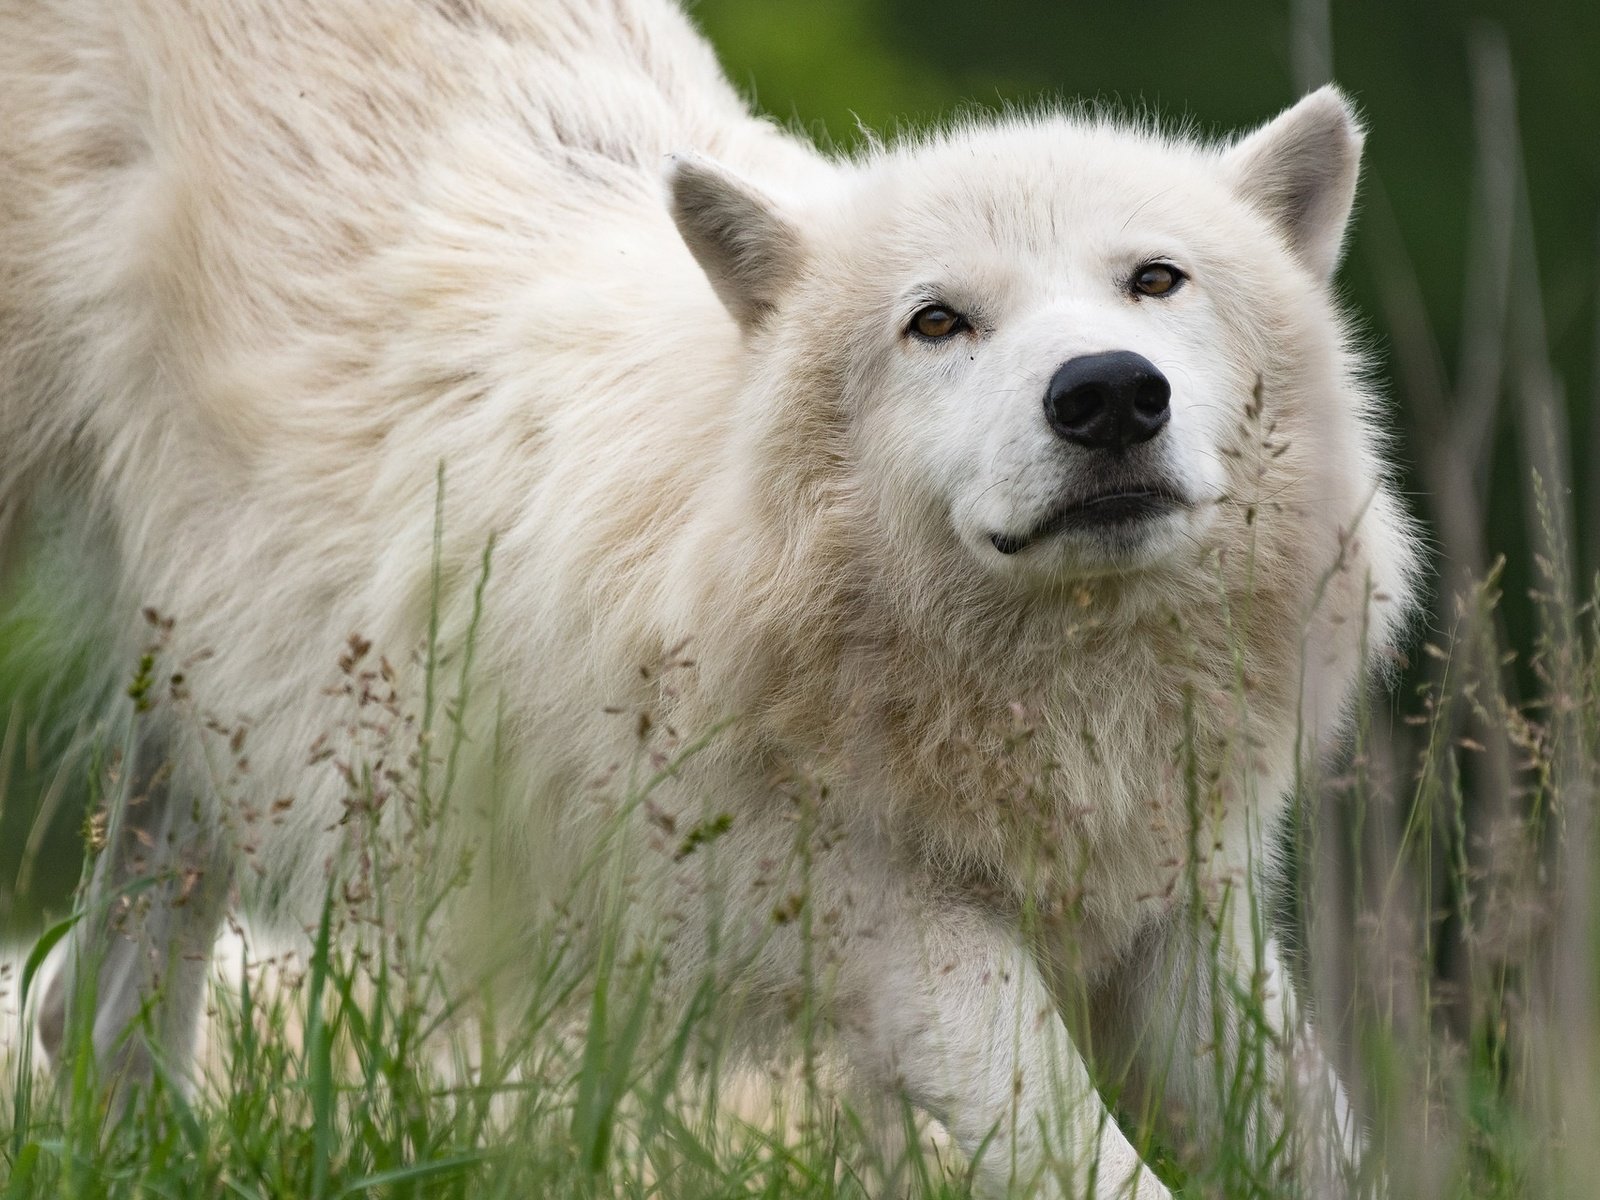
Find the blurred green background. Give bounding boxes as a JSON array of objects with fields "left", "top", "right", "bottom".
[{"left": 3, "top": 0, "right": 1597, "bottom": 940}]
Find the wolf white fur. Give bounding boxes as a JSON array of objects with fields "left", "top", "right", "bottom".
[{"left": 0, "top": 1, "right": 1416, "bottom": 1195}]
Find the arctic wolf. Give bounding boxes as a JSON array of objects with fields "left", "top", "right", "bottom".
[{"left": 0, "top": 0, "right": 1416, "bottom": 1194}]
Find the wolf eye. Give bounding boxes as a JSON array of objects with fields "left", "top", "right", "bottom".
[
  {"left": 909, "top": 305, "right": 968, "bottom": 340},
  {"left": 1131, "top": 263, "right": 1185, "bottom": 297}
]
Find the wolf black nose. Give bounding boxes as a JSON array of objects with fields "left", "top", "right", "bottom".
[{"left": 1044, "top": 351, "right": 1171, "bottom": 451}]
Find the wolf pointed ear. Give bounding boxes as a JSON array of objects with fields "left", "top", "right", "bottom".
[
  {"left": 1223, "top": 86, "right": 1365, "bottom": 281},
  {"left": 667, "top": 154, "right": 805, "bottom": 330}
]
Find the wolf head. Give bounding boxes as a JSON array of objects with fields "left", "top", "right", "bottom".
[{"left": 667, "top": 87, "right": 1412, "bottom": 666}]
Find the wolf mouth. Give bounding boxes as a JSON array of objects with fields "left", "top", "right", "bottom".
[{"left": 989, "top": 486, "right": 1191, "bottom": 555}]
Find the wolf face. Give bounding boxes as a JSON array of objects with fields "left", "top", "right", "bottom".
[{"left": 672, "top": 89, "right": 1370, "bottom": 590}]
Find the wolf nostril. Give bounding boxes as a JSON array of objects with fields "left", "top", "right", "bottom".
[
  {"left": 1059, "top": 385, "right": 1106, "bottom": 429},
  {"left": 1044, "top": 351, "right": 1170, "bottom": 451},
  {"left": 1134, "top": 376, "right": 1171, "bottom": 418}
]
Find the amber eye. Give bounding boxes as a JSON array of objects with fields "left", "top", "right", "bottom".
[
  {"left": 909, "top": 304, "right": 967, "bottom": 340},
  {"left": 1131, "top": 262, "right": 1185, "bottom": 297}
]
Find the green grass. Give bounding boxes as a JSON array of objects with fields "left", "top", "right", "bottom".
[
  {"left": 1, "top": 793, "right": 973, "bottom": 1199},
  {"left": 2, "top": 938, "right": 923, "bottom": 1198}
]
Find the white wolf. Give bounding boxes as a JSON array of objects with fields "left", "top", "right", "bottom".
[{"left": 0, "top": 0, "right": 1417, "bottom": 1195}]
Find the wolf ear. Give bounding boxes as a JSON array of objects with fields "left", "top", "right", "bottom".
[
  {"left": 668, "top": 154, "right": 804, "bottom": 331},
  {"left": 1223, "top": 86, "right": 1364, "bottom": 281}
]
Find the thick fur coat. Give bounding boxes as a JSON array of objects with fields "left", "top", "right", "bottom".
[{"left": 0, "top": 1, "right": 1417, "bottom": 1195}]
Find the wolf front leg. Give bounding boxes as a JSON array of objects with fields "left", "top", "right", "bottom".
[
  {"left": 1088, "top": 893, "right": 1363, "bottom": 1198},
  {"left": 36, "top": 726, "right": 232, "bottom": 1096},
  {"left": 829, "top": 901, "right": 1170, "bottom": 1199}
]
